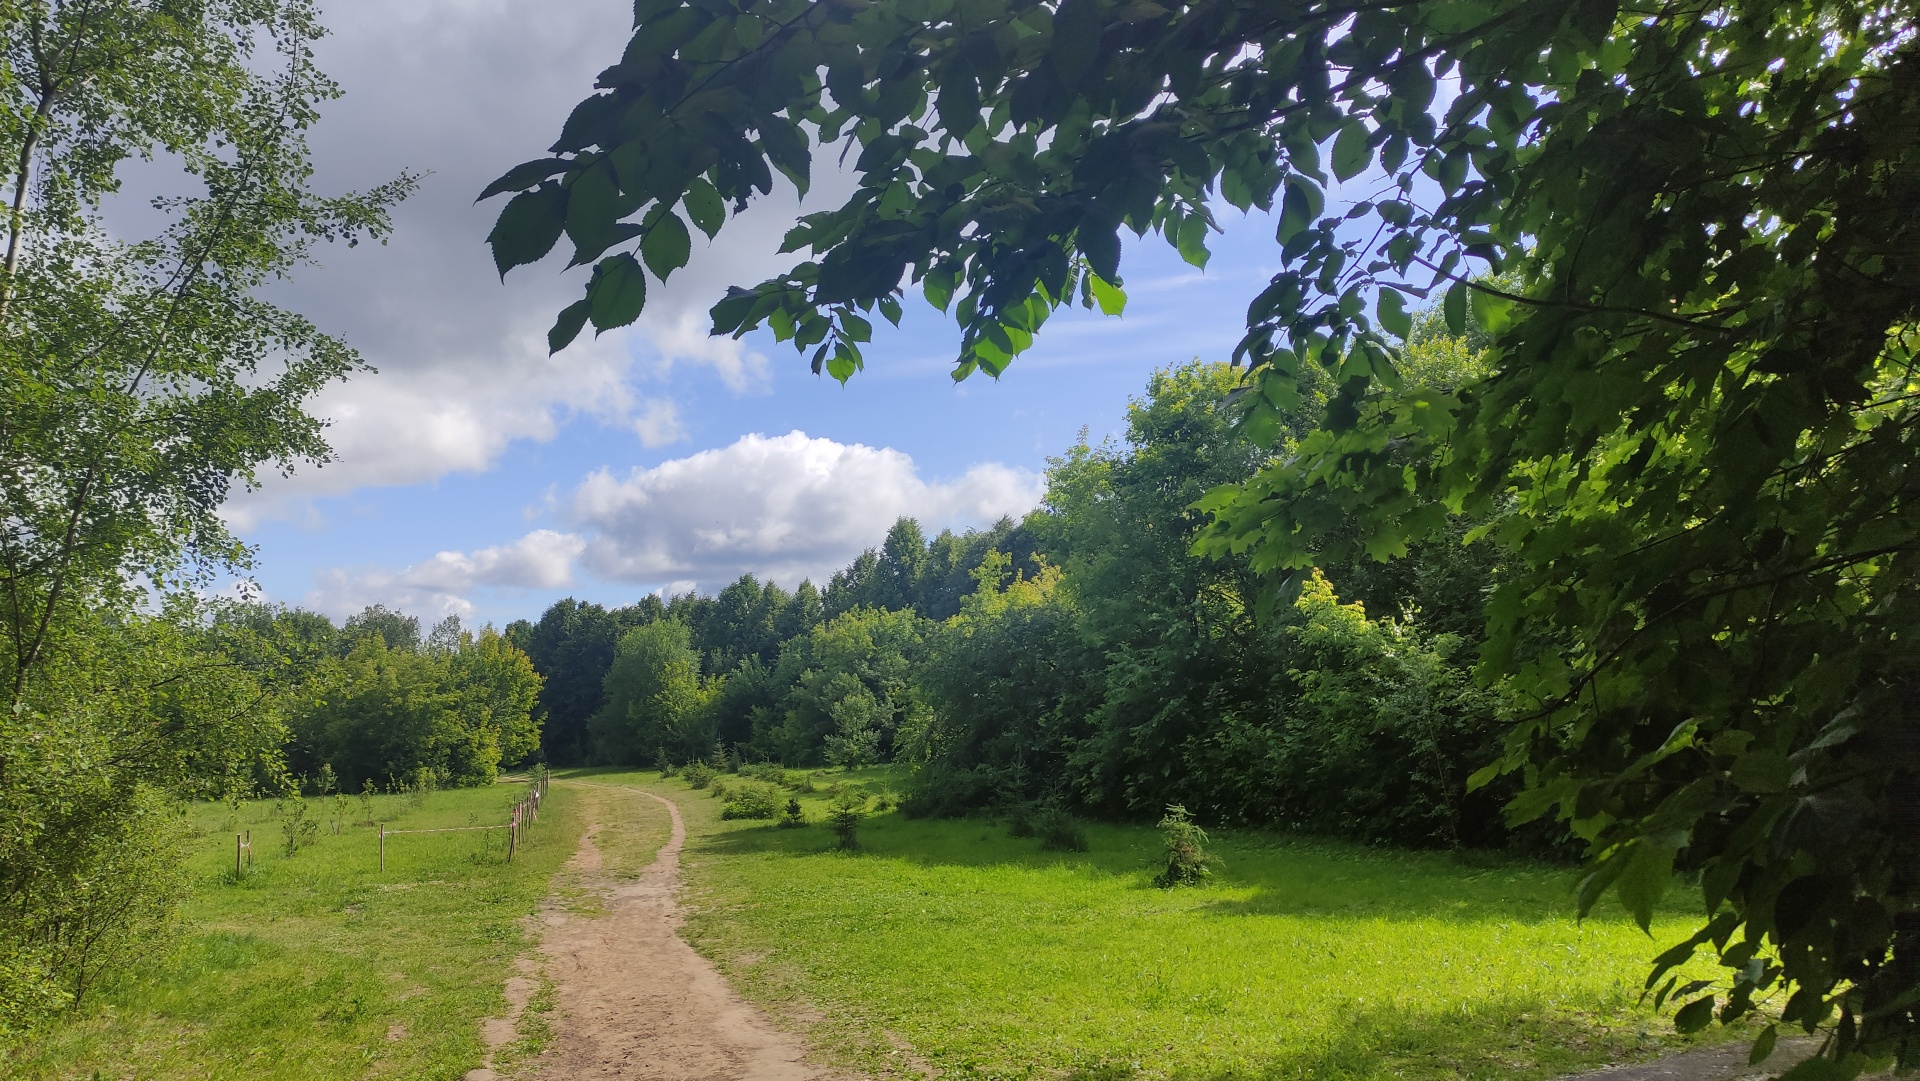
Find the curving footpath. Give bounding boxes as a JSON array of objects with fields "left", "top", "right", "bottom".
[{"left": 491, "top": 783, "right": 843, "bottom": 1081}]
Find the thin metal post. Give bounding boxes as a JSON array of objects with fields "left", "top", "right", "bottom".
[{"left": 379, "top": 824, "right": 385, "bottom": 871}]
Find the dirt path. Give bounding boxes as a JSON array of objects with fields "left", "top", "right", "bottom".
[{"left": 520, "top": 784, "right": 844, "bottom": 1081}]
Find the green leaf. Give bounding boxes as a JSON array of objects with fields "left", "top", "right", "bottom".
[
  {"left": 1427, "top": 1, "right": 1493, "bottom": 34},
  {"left": 1176, "top": 213, "right": 1210, "bottom": 269},
  {"left": 478, "top": 157, "right": 571, "bottom": 201},
  {"left": 1729, "top": 750, "right": 1792, "bottom": 793},
  {"left": 548, "top": 298, "right": 591, "bottom": 353},
  {"left": 1468, "top": 287, "right": 1513, "bottom": 333},
  {"left": 1443, "top": 280, "right": 1468, "bottom": 335},
  {"left": 589, "top": 252, "right": 648, "bottom": 331},
  {"left": 1616, "top": 840, "right": 1677, "bottom": 931},
  {"left": 683, "top": 177, "right": 725, "bottom": 238},
  {"left": 642, "top": 211, "right": 693, "bottom": 279},
  {"left": 1089, "top": 274, "right": 1126, "bottom": 316},
  {"left": 487, "top": 183, "right": 568, "bottom": 277},
  {"left": 1377, "top": 289, "right": 1413, "bottom": 339},
  {"left": 1673, "top": 995, "right": 1716, "bottom": 1034},
  {"left": 1047, "top": 0, "right": 1103, "bottom": 87},
  {"left": 1750, "top": 1025, "right": 1779, "bottom": 1066},
  {"left": 1332, "top": 121, "right": 1373, "bottom": 182},
  {"left": 1277, "top": 183, "right": 1313, "bottom": 244}
]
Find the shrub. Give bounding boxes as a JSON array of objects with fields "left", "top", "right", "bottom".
[
  {"left": 709, "top": 777, "right": 731, "bottom": 800},
  {"left": 826, "top": 790, "right": 867, "bottom": 850},
  {"left": 655, "top": 748, "right": 675, "bottom": 777},
  {"left": 778, "top": 798, "right": 806, "bottom": 829},
  {"left": 280, "top": 799, "right": 318, "bottom": 858},
  {"left": 1035, "top": 804, "right": 1088, "bottom": 852},
  {"left": 683, "top": 760, "right": 716, "bottom": 789},
  {"left": 1152, "top": 804, "right": 1211, "bottom": 887},
  {"left": 721, "top": 781, "right": 782, "bottom": 820}
]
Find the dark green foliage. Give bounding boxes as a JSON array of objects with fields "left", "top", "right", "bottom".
[
  {"left": 1033, "top": 804, "right": 1088, "bottom": 853},
  {"left": 506, "top": 599, "right": 628, "bottom": 764},
  {"left": 683, "top": 761, "right": 717, "bottom": 790},
  {"left": 827, "top": 790, "right": 867, "bottom": 851},
  {"left": 286, "top": 621, "right": 542, "bottom": 793},
  {"left": 721, "top": 781, "right": 783, "bottom": 820},
  {"left": 505, "top": 0, "right": 1920, "bottom": 1061},
  {"left": 779, "top": 798, "right": 806, "bottom": 829},
  {"left": 1152, "top": 805, "right": 1211, "bottom": 889},
  {"left": 589, "top": 620, "right": 719, "bottom": 766}
]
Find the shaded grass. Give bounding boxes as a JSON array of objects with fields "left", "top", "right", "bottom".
[
  {"left": 5, "top": 779, "right": 583, "bottom": 1080},
  {"left": 585, "top": 767, "right": 1741, "bottom": 1081}
]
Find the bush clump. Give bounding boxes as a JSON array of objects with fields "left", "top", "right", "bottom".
[
  {"left": 778, "top": 798, "right": 806, "bottom": 829},
  {"left": 682, "top": 760, "right": 717, "bottom": 789},
  {"left": 1034, "top": 804, "right": 1088, "bottom": 852},
  {"left": 826, "top": 790, "right": 867, "bottom": 850},
  {"left": 1152, "top": 804, "right": 1211, "bottom": 887},
  {"left": 720, "top": 781, "right": 783, "bottom": 820}
]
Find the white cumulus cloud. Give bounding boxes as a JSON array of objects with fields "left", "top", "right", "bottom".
[
  {"left": 567, "top": 431, "right": 1046, "bottom": 589},
  {"left": 306, "top": 529, "right": 586, "bottom": 620}
]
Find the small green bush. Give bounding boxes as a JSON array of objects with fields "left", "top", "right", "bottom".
[
  {"left": 1152, "top": 804, "right": 1211, "bottom": 887},
  {"left": 1035, "top": 804, "right": 1088, "bottom": 852},
  {"left": 683, "top": 760, "right": 717, "bottom": 789},
  {"left": 826, "top": 790, "right": 867, "bottom": 850},
  {"left": 280, "top": 800, "right": 318, "bottom": 858},
  {"left": 655, "top": 748, "right": 676, "bottom": 777},
  {"left": 778, "top": 798, "right": 806, "bottom": 829},
  {"left": 721, "top": 781, "right": 782, "bottom": 820}
]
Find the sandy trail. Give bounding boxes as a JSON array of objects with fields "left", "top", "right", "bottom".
[{"left": 525, "top": 784, "right": 842, "bottom": 1081}]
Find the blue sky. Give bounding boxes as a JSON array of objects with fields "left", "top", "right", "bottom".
[{"left": 226, "top": 0, "right": 1291, "bottom": 628}]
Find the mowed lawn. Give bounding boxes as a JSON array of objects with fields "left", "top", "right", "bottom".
[
  {"left": 585, "top": 767, "right": 1739, "bottom": 1081},
  {"left": 7, "top": 778, "right": 612, "bottom": 1081}
]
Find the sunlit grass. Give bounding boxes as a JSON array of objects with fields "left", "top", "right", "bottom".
[
  {"left": 6, "top": 779, "right": 590, "bottom": 1081},
  {"left": 584, "top": 766, "right": 1741, "bottom": 1081}
]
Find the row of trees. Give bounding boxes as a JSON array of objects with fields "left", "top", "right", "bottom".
[{"left": 516, "top": 348, "right": 1520, "bottom": 850}]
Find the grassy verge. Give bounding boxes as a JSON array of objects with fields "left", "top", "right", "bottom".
[
  {"left": 6, "top": 778, "right": 583, "bottom": 1081},
  {"left": 585, "top": 767, "right": 1742, "bottom": 1081}
]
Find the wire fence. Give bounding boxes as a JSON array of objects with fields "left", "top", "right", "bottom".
[{"left": 377, "top": 767, "right": 551, "bottom": 870}]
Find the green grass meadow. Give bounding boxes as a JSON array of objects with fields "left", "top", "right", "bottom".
[
  {"left": 10, "top": 766, "right": 1740, "bottom": 1081},
  {"left": 6, "top": 778, "right": 589, "bottom": 1081},
  {"left": 579, "top": 767, "right": 1739, "bottom": 1081}
]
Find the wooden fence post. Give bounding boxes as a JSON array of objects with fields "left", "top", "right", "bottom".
[{"left": 236, "top": 832, "right": 243, "bottom": 879}]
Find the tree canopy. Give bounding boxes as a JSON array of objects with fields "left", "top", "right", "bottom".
[{"left": 493, "top": 0, "right": 1919, "bottom": 1069}]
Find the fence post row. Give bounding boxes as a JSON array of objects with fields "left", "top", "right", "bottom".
[
  {"left": 235, "top": 829, "right": 252, "bottom": 879},
  {"left": 377, "top": 767, "right": 550, "bottom": 869}
]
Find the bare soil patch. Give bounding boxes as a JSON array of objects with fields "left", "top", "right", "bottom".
[{"left": 519, "top": 783, "right": 845, "bottom": 1080}]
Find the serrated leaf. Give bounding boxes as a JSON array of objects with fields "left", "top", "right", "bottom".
[
  {"left": 1617, "top": 840, "right": 1677, "bottom": 931},
  {"left": 487, "top": 183, "right": 568, "bottom": 277},
  {"left": 478, "top": 157, "right": 571, "bottom": 202},
  {"left": 589, "top": 252, "right": 648, "bottom": 330},
  {"left": 1089, "top": 273, "right": 1127, "bottom": 316},
  {"left": 1332, "top": 121, "right": 1373, "bottom": 181},
  {"left": 684, "top": 177, "right": 725, "bottom": 238},
  {"left": 549, "top": 298, "right": 592, "bottom": 353},
  {"left": 1176, "top": 213, "right": 1210, "bottom": 269},
  {"left": 642, "top": 211, "right": 693, "bottom": 278},
  {"left": 1673, "top": 995, "right": 1716, "bottom": 1034}
]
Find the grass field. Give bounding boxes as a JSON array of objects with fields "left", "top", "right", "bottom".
[
  {"left": 5, "top": 778, "right": 594, "bottom": 1081},
  {"left": 577, "top": 767, "right": 1740, "bottom": 1081}
]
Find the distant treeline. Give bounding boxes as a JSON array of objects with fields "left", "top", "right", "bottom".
[
  {"left": 221, "top": 605, "right": 543, "bottom": 793},
  {"left": 509, "top": 353, "right": 1550, "bottom": 852}
]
